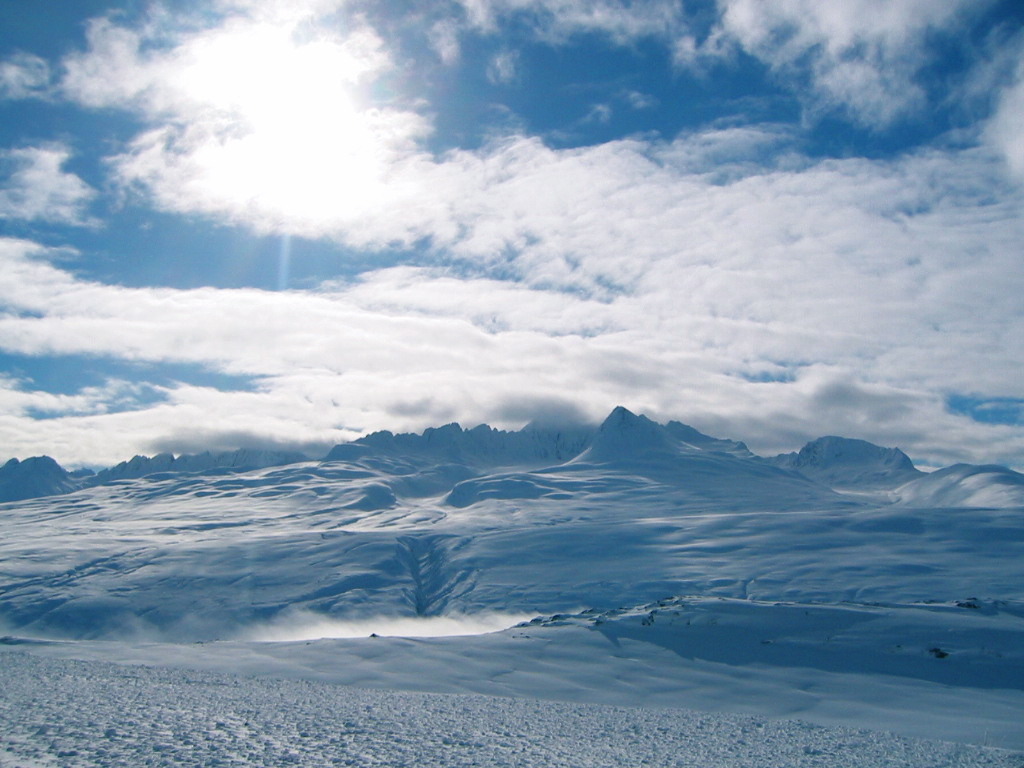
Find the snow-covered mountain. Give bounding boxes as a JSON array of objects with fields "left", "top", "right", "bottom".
[
  {"left": 0, "top": 456, "right": 78, "bottom": 502},
  {"left": 4, "top": 406, "right": 1020, "bottom": 506},
  {"left": 0, "top": 447, "right": 311, "bottom": 503},
  {"left": 2, "top": 406, "right": 1023, "bottom": 759},
  {"left": 90, "top": 448, "right": 310, "bottom": 484},
  {"left": 768, "top": 435, "right": 923, "bottom": 489}
]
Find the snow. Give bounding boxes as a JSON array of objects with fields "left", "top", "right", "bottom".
[
  {"left": 769, "top": 436, "right": 922, "bottom": 489},
  {"left": 4, "top": 652, "right": 1016, "bottom": 768},
  {"left": 1, "top": 407, "right": 1023, "bottom": 764},
  {"left": 895, "top": 464, "right": 1024, "bottom": 508}
]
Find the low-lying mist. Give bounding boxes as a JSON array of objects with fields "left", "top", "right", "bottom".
[{"left": 247, "top": 611, "right": 536, "bottom": 642}]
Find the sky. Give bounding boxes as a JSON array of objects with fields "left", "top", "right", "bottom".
[{"left": 0, "top": 0, "right": 1022, "bottom": 470}]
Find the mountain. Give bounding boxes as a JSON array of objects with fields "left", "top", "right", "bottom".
[
  {"left": 571, "top": 406, "right": 677, "bottom": 463},
  {"left": 88, "top": 448, "right": 310, "bottom": 484},
  {"left": 769, "top": 435, "right": 922, "bottom": 489},
  {"left": 2, "top": 406, "right": 1023, "bottom": 755},
  {"left": 3, "top": 408, "right": 1020, "bottom": 507},
  {"left": 574, "top": 406, "right": 754, "bottom": 464},
  {"left": 0, "top": 456, "right": 78, "bottom": 502},
  {"left": 326, "top": 420, "right": 594, "bottom": 468},
  {"left": 664, "top": 420, "right": 754, "bottom": 458}
]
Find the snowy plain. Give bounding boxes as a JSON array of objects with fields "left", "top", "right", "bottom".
[{"left": 2, "top": 408, "right": 1023, "bottom": 766}]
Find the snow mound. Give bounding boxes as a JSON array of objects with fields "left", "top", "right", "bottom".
[{"left": 896, "top": 464, "right": 1024, "bottom": 508}]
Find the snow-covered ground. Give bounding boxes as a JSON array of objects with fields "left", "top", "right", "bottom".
[
  {"left": 5, "top": 651, "right": 1019, "bottom": 768},
  {"left": 2, "top": 408, "right": 1023, "bottom": 765}
]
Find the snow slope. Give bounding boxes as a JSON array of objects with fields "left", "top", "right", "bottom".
[
  {"left": 1, "top": 407, "right": 1022, "bottom": 761},
  {"left": 895, "top": 463, "right": 1024, "bottom": 508}
]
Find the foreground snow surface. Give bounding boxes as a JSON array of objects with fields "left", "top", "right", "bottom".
[{"left": 2, "top": 652, "right": 1019, "bottom": 768}]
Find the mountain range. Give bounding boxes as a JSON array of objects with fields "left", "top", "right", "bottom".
[
  {"left": 3, "top": 406, "right": 1022, "bottom": 507},
  {"left": 2, "top": 405, "right": 1023, "bottom": 754}
]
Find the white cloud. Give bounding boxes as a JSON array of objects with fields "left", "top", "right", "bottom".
[
  {"left": 455, "top": 0, "right": 686, "bottom": 44},
  {"left": 582, "top": 103, "right": 612, "bottom": 124},
  {"left": 0, "top": 52, "right": 50, "bottom": 99},
  {"left": 2, "top": 124, "right": 1023, "bottom": 471},
  {"left": 487, "top": 48, "right": 519, "bottom": 84},
  {"left": 986, "top": 55, "right": 1024, "bottom": 180},
  {"left": 0, "top": 145, "right": 96, "bottom": 225},
  {"left": 60, "top": 6, "right": 437, "bottom": 244},
  {"left": 2, "top": 1, "right": 1021, "bottom": 469},
  {"left": 711, "top": 0, "right": 979, "bottom": 126},
  {"left": 623, "top": 90, "right": 658, "bottom": 110},
  {"left": 429, "top": 19, "right": 463, "bottom": 65}
]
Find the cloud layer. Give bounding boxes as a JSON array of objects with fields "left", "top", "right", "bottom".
[{"left": 0, "top": 0, "right": 1022, "bottom": 469}]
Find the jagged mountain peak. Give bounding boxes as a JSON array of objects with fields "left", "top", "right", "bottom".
[
  {"left": 579, "top": 407, "right": 677, "bottom": 462},
  {"left": 0, "top": 455, "right": 76, "bottom": 502},
  {"left": 341, "top": 416, "right": 593, "bottom": 467},
  {"left": 90, "top": 448, "right": 309, "bottom": 484}
]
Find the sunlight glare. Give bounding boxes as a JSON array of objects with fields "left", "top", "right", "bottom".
[{"left": 169, "top": 18, "right": 408, "bottom": 226}]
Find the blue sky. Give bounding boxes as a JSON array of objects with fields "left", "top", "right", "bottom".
[{"left": 1, "top": 0, "right": 1022, "bottom": 469}]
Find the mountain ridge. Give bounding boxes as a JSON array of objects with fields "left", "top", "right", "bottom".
[{"left": 3, "top": 406, "right": 1022, "bottom": 507}]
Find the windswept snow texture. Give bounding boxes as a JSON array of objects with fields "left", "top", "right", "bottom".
[
  {"left": 1, "top": 407, "right": 1023, "bottom": 757},
  {"left": 3, "top": 653, "right": 1018, "bottom": 768}
]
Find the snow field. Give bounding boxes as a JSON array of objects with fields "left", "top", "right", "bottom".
[{"left": 1, "top": 651, "right": 1019, "bottom": 768}]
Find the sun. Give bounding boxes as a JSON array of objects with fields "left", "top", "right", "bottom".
[{"left": 161, "top": 15, "right": 426, "bottom": 231}]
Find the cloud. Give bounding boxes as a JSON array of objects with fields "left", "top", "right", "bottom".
[
  {"left": 623, "top": 90, "right": 658, "bottom": 110},
  {"left": 0, "top": 52, "right": 51, "bottom": 99},
  {"left": 437, "top": 0, "right": 1001, "bottom": 133},
  {"left": 59, "top": 6, "right": 436, "bottom": 244},
  {"left": 986, "top": 54, "right": 1024, "bottom": 180},
  {"left": 2, "top": 136, "right": 1023, "bottom": 471},
  {"left": 582, "top": 103, "right": 613, "bottom": 124},
  {"left": 453, "top": 0, "right": 686, "bottom": 43},
  {"left": 487, "top": 48, "right": 519, "bottom": 84},
  {"left": 2, "top": 1, "right": 1021, "bottom": 470},
  {"left": 429, "top": 19, "right": 463, "bottom": 65},
  {"left": 710, "top": 0, "right": 980, "bottom": 126},
  {"left": 0, "top": 145, "right": 97, "bottom": 225},
  {"left": 0, "top": 373, "right": 154, "bottom": 420}
]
